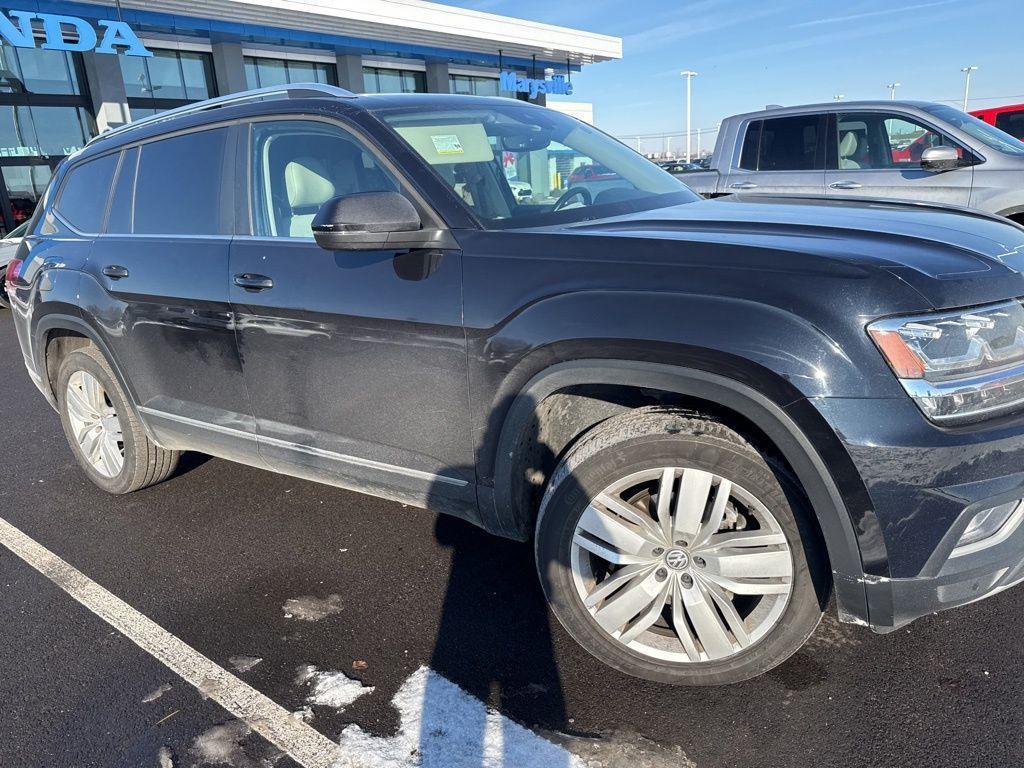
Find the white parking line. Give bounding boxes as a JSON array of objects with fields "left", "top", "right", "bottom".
[{"left": 0, "top": 515, "right": 342, "bottom": 768}]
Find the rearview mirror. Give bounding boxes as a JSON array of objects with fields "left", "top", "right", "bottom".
[
  {"left": 920, "top": 145, "right": 959, "bottom": 172},
  {"left": 312, "top": 191, "right": 422, "bottom": 250}
]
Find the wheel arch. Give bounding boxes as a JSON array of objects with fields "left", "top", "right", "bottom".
[{"left": 485, "top": 357, "right": 874, "bottom": 626}]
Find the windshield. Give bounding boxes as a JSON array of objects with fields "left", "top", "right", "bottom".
[
  {"left": 376, "top": 102, "right": 697, "bottom": 228},
  {"left": 923, "top": 104, "right": 1024, "bottom": 156}
]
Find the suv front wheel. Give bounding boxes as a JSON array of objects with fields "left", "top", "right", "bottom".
[
  {"left": 57, "top": 345, "right": 180, "bottom": 494},
  {"left": 535, "top": 407, "right": 829, "bottom": 685}
]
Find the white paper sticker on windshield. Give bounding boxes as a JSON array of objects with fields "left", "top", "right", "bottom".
[{"left": 430, "top": 134, "right": 464, "bottom": 155}]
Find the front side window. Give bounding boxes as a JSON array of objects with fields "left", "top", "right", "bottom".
[
  {"left": 55, "top": 153, "right": 118, "bottom": 232},
  {"left": 378, "top": 103, "right": 693, "bottom": 228},
  {"left": 249, "top": 120, "right": 400, "bottom": 238},
  {"left": 133, "top": 128, "right": 229, "bottom": 236},
  {"left": 836, "top": 112, "right": 965, "bottom": 169}
]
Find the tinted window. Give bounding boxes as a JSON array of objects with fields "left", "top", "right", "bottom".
[
  {"left": 758, "top": 115, "right": 822, "bottom": 171},
  {"left": 739, "top": 120, "right": 761, "bottom": 170},
  {"left": 250, "top": 120, "right": 400, "bottom": 238},
  {"left": 55, "top": 153, "right": 117, "bottom": 232},
  {"left": 133, "top": 128, "right": 229, "bottom": 236},
  {"left": 995, "top": 111, "right": 1024, "bottom": 141},
  {"left": 106, "top": 147, "right": 138, "bottom": 234}
]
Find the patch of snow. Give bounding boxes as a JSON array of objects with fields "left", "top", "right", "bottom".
[
  {"left": 229, "top": 655, "right": 263, "bottom": 673},
  {"left": 190, "top": 720, "right": 281, "bottom": 768},
  {"left": 547, "top": 730, "right": 697, "bottom": 768},
  {"left": 283, "top": 594, "right": 344, "bottom": 621},
  {"left": 335, "top": 666, "right": 584, "bottom": 768},
  {"left": 142, "top": 683, "right": 172, "bottom": 703},
  {"left": 292, "top": 706, "right": 315, "bottom": 723},
  {"left": 156, "top": 745, "right": 174, "bottom": 768},
  {"left": 298, "top": 665, "right": 374, "bottom": 710}
]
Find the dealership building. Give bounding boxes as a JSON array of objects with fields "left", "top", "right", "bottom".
[{"left": 0, "top": 0, "right": 621, "bottom": 233}]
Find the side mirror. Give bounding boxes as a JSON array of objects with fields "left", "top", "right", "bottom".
[
  {"left": 312, "top": 191, "right": 422, "bottom": 251},
  {"left": 920, "top": 145, "right": 959, "bottom": 172}
]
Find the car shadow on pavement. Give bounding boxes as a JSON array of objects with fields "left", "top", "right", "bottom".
[{"left": 420, "top": 396, "right": 574, "bottom": 766}]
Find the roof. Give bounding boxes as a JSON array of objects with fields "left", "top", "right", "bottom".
[
  {"left": 117, "top": 0, "right": 622, "bottom": 65},
  {"left": 729, "top": 100, "right": 944, "bottom": 121}
]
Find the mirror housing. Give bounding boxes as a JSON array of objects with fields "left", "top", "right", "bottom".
[
  {"left": 920, "top": 145, "right": 959, "bottom": 172},
  {"left": 312, "top": 191, "right": 423, "bottom": 251}
]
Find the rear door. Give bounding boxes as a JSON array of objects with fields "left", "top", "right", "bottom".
[
  {"left": 80, "top": 125, "right": 256, "bottom": 458},
  {"left": 228, "top": 116, "right": 473, "bottom": 512},
  {"left": 825, "top": 111, "right": 973, "bottom": 205},
  {"left": 722, "top": 114, "right": 827, "bottom": 197}
]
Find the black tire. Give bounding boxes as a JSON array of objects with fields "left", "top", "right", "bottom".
[
  {"left": 56, "top": 345, "right": 180, "bottom": 494},
  {"left": 534, "top": 407, "right": 829, "bottom": 685},
  {"left": 0, "top": 275, "right": 9, "bottom": 309}
]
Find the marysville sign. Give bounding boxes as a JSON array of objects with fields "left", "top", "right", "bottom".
[{"left": 0, "top": 9, "right": 152, "bottom": 57}]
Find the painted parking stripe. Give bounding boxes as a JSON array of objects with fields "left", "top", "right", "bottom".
[{"left": 0, "top": 515, "right": 342, "bottom": 768}]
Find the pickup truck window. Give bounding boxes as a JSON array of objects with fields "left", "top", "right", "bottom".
[
  {"left": 923, "top": 103, "right": 1024, "bottom": 156},
  {"left": 836, "top": 112, "right": 964, "bottom": 169},
  {"left": 737, "top": 115, "right": 823, "bottom": 172},
  {"left": 377, "top": 103, "right": 695, "bottom": 228}
]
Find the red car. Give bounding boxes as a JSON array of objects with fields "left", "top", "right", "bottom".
[
  {"left": 971, "top": 103, "right": 1024, "bottom": 141},
  {"left": 567, "top": 163, "right": 619, "bottom": 185}
]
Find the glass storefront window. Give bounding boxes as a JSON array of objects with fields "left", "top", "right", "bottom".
[
  {"left": 120, "top": 50, "right": 216, "bottom": 103},
  {"left": 243, "top": 57, "right": 337, "bottom": 89},
  {"left": 0, "top": 106, "right": 93, "bottom": 157},
  {"left": 3, "top": 164, "right": 53, "bottom": 228},
  {"left": 0, "top": 44, "right": 81, "bottom": 95},
  {"left": 362, "top": 67, "right": 426, "bottom": 94},
  {"left": 449, "top": 75, "right": 499, "bottom": 97}
]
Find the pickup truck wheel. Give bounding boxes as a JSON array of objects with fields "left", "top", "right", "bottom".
[
  {"left": 534, "top": 407, "right": 827, "bottom": 685},
  {"left": 57, "top": 346, "right": 180, "bottom": 494}
]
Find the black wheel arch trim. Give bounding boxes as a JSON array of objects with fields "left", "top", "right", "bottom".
[{"left": 488, "top": 358, "right": 874, "bottom": 626}]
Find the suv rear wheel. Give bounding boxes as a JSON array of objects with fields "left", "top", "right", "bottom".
[
  {"left": 56, "top": 345, "right": 180, "bottom": 494},
  {"left": 535, "top": 407, "right": 828, "bottom": 685}
]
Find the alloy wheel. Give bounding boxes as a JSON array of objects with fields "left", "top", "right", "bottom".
[
  {"left": 570, "top": 466, "right": 794, "bottom": 663},
  {"left": 65, "top": 370, "right": 125, "bottom": 478}
]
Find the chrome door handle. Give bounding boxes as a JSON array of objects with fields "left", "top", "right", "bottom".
[
  {"left": 102, "top": 265, "right": 129, "bottom": 279},
  {"left": 829, "top": 181, "right": 863, "bottom": 190},
  {"left": 233, "top": 273, "right": 274, "bottom": 291},
  {"left": 729, "top": 181, "right": 758, "bottom": 190}
]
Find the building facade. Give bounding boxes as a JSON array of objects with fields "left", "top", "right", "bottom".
[{"left": 0, "top": 0, "right": 621, "bottom": 233}]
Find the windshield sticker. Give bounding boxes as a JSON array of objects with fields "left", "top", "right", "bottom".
[{"left": 430, "top": 134, "right": 464, "bottom": 155}]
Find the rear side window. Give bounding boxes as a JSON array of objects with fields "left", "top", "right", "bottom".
[
  {"left": 55, "top": 153, "right": 118, "bottom": 232},
  {"left": 739, "top": 120, "right": 761, "bottom": 170},
  {"left": 995, "top": 111, "right": 1024, "bottom": 141},
  {"left": 756, "top": 115, "right": 823, "bottom": 171},
  {"left": 133, "top": 128, "right": 230, "bottom": 235}
]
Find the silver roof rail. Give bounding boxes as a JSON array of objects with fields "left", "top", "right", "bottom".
[{"left": 87, "top": 82, "right": 356, "bottom": 147}]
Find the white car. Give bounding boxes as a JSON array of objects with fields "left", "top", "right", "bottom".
[{"left": 0, "top": 221, "right": 28, "bottom": 309}]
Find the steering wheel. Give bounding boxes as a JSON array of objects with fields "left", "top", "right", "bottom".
[{"left": 552, "top": 186, "right": 592, "bottom": 212}]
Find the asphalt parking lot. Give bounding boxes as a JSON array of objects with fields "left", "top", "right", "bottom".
[{"left": 3, "top": 310, "right": 1024, "bottom": 768}]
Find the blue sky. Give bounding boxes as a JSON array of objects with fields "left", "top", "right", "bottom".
[{"left": 440, "top": 0, "right": 1024, "bottom": 139}]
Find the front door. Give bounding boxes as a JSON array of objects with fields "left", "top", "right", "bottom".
[
  {"left": 229, "top": 117, "right": 474, "bottom": 512},
  {"left": 825, "top": 111, "right": 973, "bottom": 205}
]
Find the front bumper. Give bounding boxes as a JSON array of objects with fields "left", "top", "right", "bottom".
[{"left": 810, "top": 395, "right": 1024, "bottom": 632}]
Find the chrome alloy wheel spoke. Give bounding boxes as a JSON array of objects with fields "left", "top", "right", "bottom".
[
  {"left": 571, "top": 466, "right": 794, "bottom": 664},
  {"left": 66, "top": 371, "right": 124, "bottom": 479}
]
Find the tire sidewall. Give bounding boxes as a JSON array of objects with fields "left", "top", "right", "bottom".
[
  {"left": 536, "top": 429, "right": 825, "bottom": 686},
  {"left": 56, "top": 348, "right": 138, "bottom": 494}
]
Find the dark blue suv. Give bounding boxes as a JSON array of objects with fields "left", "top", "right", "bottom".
[{"left": 9, "top": 83, "right": 1024, "bottom": 685}]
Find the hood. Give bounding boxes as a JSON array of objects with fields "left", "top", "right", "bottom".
[{"left": 565, "top": 195, "right": 1024, "bottom": 310}]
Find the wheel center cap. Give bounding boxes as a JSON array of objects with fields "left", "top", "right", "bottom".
[{"left": 665, "top": 549, "right": 690, "bottom": 570}]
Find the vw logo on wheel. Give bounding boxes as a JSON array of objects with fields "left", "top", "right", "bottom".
[{"left": 665, "top": 549, "right": 690, "bottom": 570}]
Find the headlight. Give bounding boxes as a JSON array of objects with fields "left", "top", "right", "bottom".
[{"left": 868, "top": 300, "right": 1024, "bottom": 423}]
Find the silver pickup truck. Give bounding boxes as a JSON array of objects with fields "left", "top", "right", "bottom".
[{"left": 683, "top": 100, "right": 1024, "bottom": 223}]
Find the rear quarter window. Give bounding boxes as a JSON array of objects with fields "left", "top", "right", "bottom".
[
  {"left": 54, "top": 153, "right": 118, "bottom": 233},
  {"left": 739, "top": 120, "right": 762, "bottom": 170}
]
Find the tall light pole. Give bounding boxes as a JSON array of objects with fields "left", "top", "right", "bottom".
[
  {"left": 887, "top": 82, "right": 901, "bottom": 100},
  {"left": 833, "top": 94, "right": 845, "bottom": 102},
  {"left": 680, "top": 70, "right": 698, "bottom": 162},
  {"left": 961, "top": 66, "right": 978, "bottom": 111}
]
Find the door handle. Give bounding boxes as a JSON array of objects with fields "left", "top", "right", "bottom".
[
  {"left": 233, "top": 273, "right": 274, "bottom": 291},
  {"left": 729, "top": 181, "right": 758, "bottom": 190},
  {"left": 102, "top": 265, "right": 129, "bottom": 279},
  {"left": 829, "top": 181, "right": 863, "bottom": 190}
]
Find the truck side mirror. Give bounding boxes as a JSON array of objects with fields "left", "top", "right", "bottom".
[
  {"left": 312, "top": 191, "right": 422, "bottom": 251},
  {"left": 920, "top": 146, "right": 959, "bottom": 172}
]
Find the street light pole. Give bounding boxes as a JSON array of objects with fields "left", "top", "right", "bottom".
[
  {"left": 961, "top": 66, "right": 978, "bottom": 111},
  {"left": 680, "top": 70, "right": 698, "bottom": 162},
  {"left": 833, "top": 94, "right": 845, "bottom": 102},
  {"left": 887, "top": 82, "right": 901, "bottom": 100}
]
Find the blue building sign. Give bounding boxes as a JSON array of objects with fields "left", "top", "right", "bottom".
[
  {"left": 499, "top": 70, "right": 573, "bottom": 100},
  {"left": 0, "top": 9, "right": 152, "bottom": 56}
]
